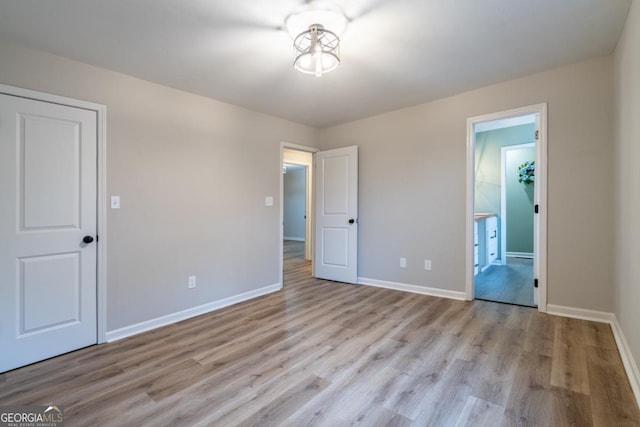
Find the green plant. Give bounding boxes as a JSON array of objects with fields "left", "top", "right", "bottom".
[{"left": 518, "top": 161, "right": 535, "bottom": 184}]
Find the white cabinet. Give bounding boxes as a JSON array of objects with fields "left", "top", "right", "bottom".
[
  {"left": 474, "top": 221, "right": 479, "bottom": 275},
  {"left": 486, "top": 216, "right": 498, "bottom": 265},
  {"left": 474, "top": 214, "right": 499, "bottom": 275}
]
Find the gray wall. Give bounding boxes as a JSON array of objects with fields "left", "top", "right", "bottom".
[
  {"left": 475, "top": 124, "right": 535, "bottom": 215},
  {"left": 505, "top": 146, "right": 535, "bottom": 254},
  {"left": 475, "top": 124, "right": 536, "bottom": 256},
  {"left": 0, "top": 39, "right": 319, "bottom": 332},
  {"left": 614, "top": 0, "right": 640, "bottom": 391},
  {"left": 319, "top": 56, "right": 614, "bottom": 312},
  {"left": 283, "top": 166, "right": 306, "bottom": 240},
  {"left": 0, "top": 29, "right": 627, "bottom": 345}
]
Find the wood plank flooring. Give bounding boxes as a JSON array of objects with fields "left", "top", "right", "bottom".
[{"left": 1, "top": 241, "right": 638, "bottom": 426}]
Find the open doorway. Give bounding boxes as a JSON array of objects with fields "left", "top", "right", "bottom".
[
  {"left": 474, "top": 121, "right": 536, "bottom": 307},
  {"left": 466, "top": 104, "right": 547, "bottom": 311},
  {"left": 279, "top": 143, "right": 359, "bottom": 288},
  {"left": 280, "top": 144, "right": 316, "bottom": 287},
  {"left": 283, "top": 163, "right": 308, "bottom": 264}
]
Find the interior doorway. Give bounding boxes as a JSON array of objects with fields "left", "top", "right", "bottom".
[
  {"left": 283, "top": 163, "right": 308, "bottom": 252},
  {"left": 475, "top": 127, "right": 536, "bottom": 306},
  {"left": 0, "top": 84, "right": 107, "bottom": 373},
  {"left": 280, "top": 144, "right": 316, "bottom": 287},
  {"left": 279, "top": 143, "right": 360, "bottom": 287},
  {"left": 466, "top": 104, "right": 547, "bottom": 312}
]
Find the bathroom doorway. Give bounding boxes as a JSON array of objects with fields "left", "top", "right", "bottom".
[{"left": 466, "top": 104, "right": 547, "bottom": 310}]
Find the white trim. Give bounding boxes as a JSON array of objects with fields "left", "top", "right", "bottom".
[
  {"left": 546, "top": 304, "right": 640, "bottom": 408},
  {"left": 358, "top": 277, "right": 467, "bottom": 301},
  {"left": 96, "top": 105, "right": 108, "bottom": 344},
  {"left": 466, "top": 118, "right": 475, "bottom": 301},
  {"left": 507, "top": 252, "right": 534, "bottom": 259},
  {"left": 0, "top": 84, "right": 104, "bottom": 111},
  {"left": 474, "top": 114, "right": 536, "bottom": 133},
  {"left": 284, "top": 236, "right": 305, "bottom": 242},
  {"left": 501, "top": 143, "right": 535, "bottom": 266},
  {"left": 466, "top": 103, "right": 548, "bottom": 311},
  {"left": 0, "top": 84, "right": 108, "bottom": 344},
  {"left": 106, "top": 283, "right": 282, "bottom": 342},
  {"left": 611, "top": 318, "right": 640, "bottom": 408},
  {"left": 279, "top": 142, "right": 318, "bottom": 287},
  {"left": 546, "top": 304, "right": 615, "bottom": 323}
]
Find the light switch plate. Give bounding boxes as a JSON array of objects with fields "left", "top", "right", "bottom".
[
  {"left": 265, "top": 196, "right": 274, "bottom": 207},
  {"left": 111, "top": 196, "right": 120, "bottom": 209}
]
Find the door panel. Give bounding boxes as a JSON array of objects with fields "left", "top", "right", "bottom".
[
  {"left": 0, "top": 94, "right": 97, "bottom": 373},
  {"left": 22, "top": 115, "right": 81, "bottom": 229},
  {"left": 321, "top": 228, "right": 349, "bottom": 267},
  {"left": 314, "top": 146, "right": 358, "bottom": 284},
  {"left": 20, "top": 253, "right": 81, "bottom": 333}
]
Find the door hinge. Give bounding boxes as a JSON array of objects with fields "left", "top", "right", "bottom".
[
  {"left": 534, "top": 278, "right": 539, "bottom": 288},
  {"left": 534, "top": 204, "right": 539, "bottom": 214},
  {"left": 535, "top": 130, "right": 540, "bottom": 140}
]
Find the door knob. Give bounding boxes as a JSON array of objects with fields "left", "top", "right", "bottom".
[
  {"left": 348, "top": 219, "right": 355, "bottom": 224},
  {"left": 82, "top": 235, "right": 94, "bottom": 244}
]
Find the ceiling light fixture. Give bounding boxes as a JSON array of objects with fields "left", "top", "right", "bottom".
[{"left": 285, "top": 1, "right": 347, "bottom": 77}]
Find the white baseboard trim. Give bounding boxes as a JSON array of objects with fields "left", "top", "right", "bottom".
[
  {"left": 507, "top": 252, "right": 534, "bottom": 259},
  {"left": 546, "top": 304, "right": 640, "bottom": 409},
  {"left": 284, "top": 236, "right": 305, "bottom": 242},
  {"left": 358, "top": 277, "right": 467, "bottom": 301},
  {"left": 546, "top": 304, "right": 615, "bottom": 323},
  {"left": 105, "top": 283, "right": 282, "bottom": 342},
  {"left": 610, "top": 317, "right": 640, "bottom": 408}
]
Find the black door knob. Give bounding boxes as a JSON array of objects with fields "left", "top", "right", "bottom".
[
  {"left": 348, "top": 219, "right": 355, "bottom": 224},
  {"left": 83, "top": 235, "right": 94, "bottom": 244}
]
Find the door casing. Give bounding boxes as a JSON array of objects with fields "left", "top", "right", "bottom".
[
  {"left": 0, "top": 83, "right": 108, "bottom": 343},
  {"left": 466, "top": 103, "right": 548, "bottom": 311}
]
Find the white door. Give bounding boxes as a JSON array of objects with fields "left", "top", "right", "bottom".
[
  {"left": 314, "top": 146, "right": 358, "bottom": 284},
  {"left": 0, "top": 94, "right": 97, "bottom": 373}
]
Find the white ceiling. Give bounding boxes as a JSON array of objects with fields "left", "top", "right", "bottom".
[
  {"left": 0, "top": 0, "right": 631, "bottom": 128},
  {"left": 475, "top": 114, "right": 536, "bottom": 133}
]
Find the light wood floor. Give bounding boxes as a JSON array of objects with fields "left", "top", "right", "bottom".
[{"left": 1, "top": 241, "right": 639, "bottom": 426}]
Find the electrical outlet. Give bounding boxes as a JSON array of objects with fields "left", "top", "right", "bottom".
[
  {"left": 400, "top": 258, "right": 407, "bottom": 268},
  {"left": 188, "top": 276, "right": 196, "bottom": 289},
  {"left": 424, "top": 260, "right": 432, "bottom": 270}
]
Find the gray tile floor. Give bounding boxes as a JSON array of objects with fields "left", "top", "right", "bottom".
[{"left": 474, "top": 257, "right": 536, "bottom": 307}]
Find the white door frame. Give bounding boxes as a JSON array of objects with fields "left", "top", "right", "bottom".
[
  {"left": 466, "top": 103, "right": 547, "bottom": 311},
  {"left": 500, "top": 143, "right": 535, "bottom": 263},
  {"left": 0, "top": 83, "right": 108, "bottom": 343},
  {"left": 279, "top": 142, "right": 318, "bottom": 287}
]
